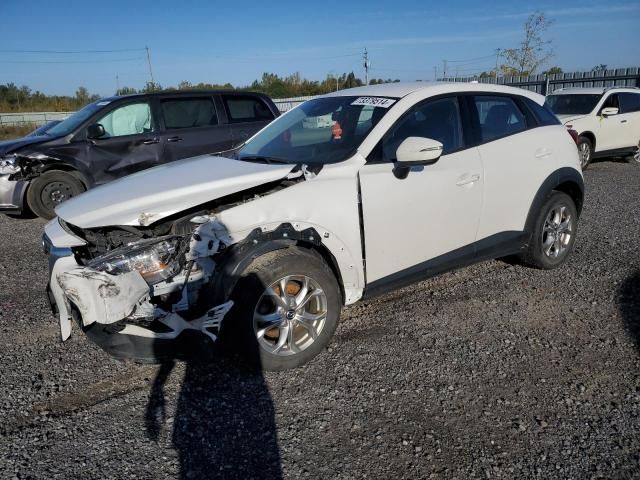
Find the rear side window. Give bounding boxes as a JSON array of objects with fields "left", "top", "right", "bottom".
[
  {"left": 161, "top": 98, "right": 218, "bottom": 129},
  {"left": 522, "top": 97, "right": 560, "bottom": 126},
  {"left": 473, "top": 96, "right": 526, "bottom": 142},
  {"left": 619, "top": 93, "right": 640, "bottom": 113},
  {"left": 223, "top": 95, "right": 274, "bottom": 123}
]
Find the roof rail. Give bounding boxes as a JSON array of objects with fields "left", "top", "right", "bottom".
[{"left": 604, "top": 85, "right": 640, "bottom": 92}]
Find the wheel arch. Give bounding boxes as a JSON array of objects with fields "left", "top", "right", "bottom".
[
  {"left": 211, "top": 223, "right": 346, "bottom": 305},
  {"left": 524, "top": 167, "right": 584, "bottom": 236},
  {"left": 578, "top": 131, "right": 596, "bottom": 151},
  {"left": 37, "top": 164, "right": 89, "bottom": 189}
]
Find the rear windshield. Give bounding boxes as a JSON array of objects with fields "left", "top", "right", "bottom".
[{"left": 544, "top": 94, "right": 602, "bottom": 115}]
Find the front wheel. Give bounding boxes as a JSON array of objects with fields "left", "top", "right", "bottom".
[
  {"left": 225, "top": 247, "right": 341, "bottom": 370},
  {"left": 577, "top": 136, "right": 593, "bottom": 170},
  {"left": 520, "top": 191, "right": 578, "bottom": 270},
  {"left": 26, "top": 170, "right": 85, "bottom": 220}
]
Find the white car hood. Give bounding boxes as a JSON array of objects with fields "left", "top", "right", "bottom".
[
  {"left": 55, "top": 155, "right": 294, "bottom": 228},
  {"left": 556, "top": 114, "right": 587, "bottom": 124}
]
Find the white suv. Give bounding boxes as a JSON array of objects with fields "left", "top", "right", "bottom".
[
  {"left": 545, "top": 87, "right": 640, "bottom": 169},
  {"left": 44, "top": 82, "right": 583, "bottom": 370}
]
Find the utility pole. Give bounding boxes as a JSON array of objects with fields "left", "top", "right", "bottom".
[
  {"left": 434, "top": 66, "right": 437, "bottom": 81},
  {"left": 145, "top": 45, "right": 155, "bottom": 88},
  {"left": 442, "top": 59, "right": 447, "bottom": 79},
  {"left": 363, "top": 48, "right": 370, "bottom": 85},
  {"left": 116, "top": 74, "right": 120, "bottom": 94},
  {"left": 494, "top": 48, "right": 501, "bottom": 78}
]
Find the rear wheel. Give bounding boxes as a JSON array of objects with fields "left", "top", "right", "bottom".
[
  {"left": 577, "top": 136, "right": 593, "bottom": 170},
  {"left": 520, "top": 191, "right": 578, "bottom": 270},
  {"left": 26, "top": 170, "right": 85, "bottom": 220},
  {"left": 225, "top": 247, "right": 341, "bottom": 371}
]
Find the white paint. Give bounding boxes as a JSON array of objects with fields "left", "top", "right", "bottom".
[
  {"left": 359, "top": 147, "right": 483, "bottom": 282},
  {"left": 550, "top": 88, "right": 640, "bottom": 153},
  {"left": 54, "top": 155, "right": 294, "bottom": 228}
]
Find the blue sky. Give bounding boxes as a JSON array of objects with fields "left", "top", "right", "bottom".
[{"left": 1, "top": 0, "right": 639, "bottom": 96}]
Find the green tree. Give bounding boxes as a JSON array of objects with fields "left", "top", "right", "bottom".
[
  {"left": 543, "top": 66, "right": 563, "bottom": 75},
  {"left": 500, "top": 12, "right": 554, "bottom": 75}
]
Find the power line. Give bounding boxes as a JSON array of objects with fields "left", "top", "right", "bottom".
[
  {"left": 0, "top": 48, "right": 146, "bottom": 54},
  {"left": 445, "top": 53, "right": 496, "bottom": 64},
  {"left": 0, "top": 57, "right": 145, "bottom": 64}
]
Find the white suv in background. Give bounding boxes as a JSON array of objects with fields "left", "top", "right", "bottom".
[{"left": 545, "top": 87, "right": 640, "bottom": 169}]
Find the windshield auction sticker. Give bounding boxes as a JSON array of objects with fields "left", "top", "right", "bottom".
[{"left": 351, "top": 97, "right": 396, "bottom": 108}]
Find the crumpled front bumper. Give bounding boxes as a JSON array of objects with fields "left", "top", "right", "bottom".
[
  {"left": 0, "top": 174, "right": 28, "bottom": 213},
  {"left": 45, "top": 235, "right": 232, "bottom": 363}
]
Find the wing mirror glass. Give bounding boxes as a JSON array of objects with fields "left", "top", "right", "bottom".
[
  {"left": 87, "top": 123, "right": 106, "bottom": 139},
  {"left": 601, "top": 107, "right": 619, "bottom": 117}
]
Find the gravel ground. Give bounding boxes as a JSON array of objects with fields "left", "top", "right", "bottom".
[{"left": 0, "top": 159, "right": 639, "bottom": 480}]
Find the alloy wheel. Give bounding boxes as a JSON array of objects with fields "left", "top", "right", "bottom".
[
  {"left": 253, "top": 275, "right": 328, "bottom": 356},
  {"left": 542, "top": 205, "right": 573, "bottom": 258},
  {"left": 579, "top": 142, "right": 591, "bottom": 169}
]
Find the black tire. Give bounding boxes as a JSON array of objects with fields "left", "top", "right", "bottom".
[
  {"left": 577, "top": 136, "right": 593, "bottom": 170},
  {"left": 26, "top": 170, "right": 85, "bottom": 220},
  {"left": 520, "top": 191, "right": 578, "bottom": 270},
  {"left": 224, "top": 247, "right": 341, "bottom": 371}
]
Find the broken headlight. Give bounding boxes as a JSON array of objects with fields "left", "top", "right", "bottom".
[
  {"left": 87, "top": 236, "right": 184, "bottom": 284},
  {"left": 0, "top": 154, "right": 20, "bottom": 175}
]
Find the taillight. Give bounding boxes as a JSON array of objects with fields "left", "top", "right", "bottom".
[{"left": 567, "top": 128, "right": 579, "bottom": 144}]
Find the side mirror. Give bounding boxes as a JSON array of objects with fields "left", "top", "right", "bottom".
[
  {"left": 396, "top": 137, "right": 443, "bottom": 166},
  {"left": 600, "top": 107, "right": 619, "bottom": 117},
  {"left": 87, "top": 123, "right": 106, "bottom": 139}
]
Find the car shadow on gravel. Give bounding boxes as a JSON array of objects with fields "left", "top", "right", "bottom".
[
  {"left": 618, "top": 270, "right": 640, "bottom": 353},
  {"left": 144, "top": 343, "right": 282, "bottom": 479}
]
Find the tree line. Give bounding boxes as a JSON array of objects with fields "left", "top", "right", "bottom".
[{"left": 0, "top": 71, "right": 400, "bottom": 113}]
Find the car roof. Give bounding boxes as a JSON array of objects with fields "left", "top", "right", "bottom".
[
  {"left": 549, "top": 86, "right": 640, "bottom": 95},
  {"left": 104, "top": 90, "right": 270, "bottom": 102},
  {"left": 325, "top": 81, "right": 545, "bottom": 103}
]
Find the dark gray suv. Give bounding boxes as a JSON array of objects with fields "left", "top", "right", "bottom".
[{"left": 0, "top": 90, "right": 279, "bottom": 219}]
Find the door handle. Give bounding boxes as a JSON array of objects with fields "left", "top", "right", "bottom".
[
  {"left": 142, "top": 137, "right": 160, "bottom": 145},
  {"left": 534, "top": 148, "right": 552, "bottom": 159},
  {"left": 620, "top": 119, "right": 628, "bottom": 123},
  {"left": 456, "top": 174, "right": 480, "bottom": 186},
  {"left": 167, "top": 136, "right": 183, "bottom": 143}
]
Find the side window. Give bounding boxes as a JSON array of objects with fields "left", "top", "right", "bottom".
[
  {"left": 601, "top": 93, "right": 619, "bottom": 111},
  {"left": 619, "top": 93, "right": 640, "bottom": 113},
  {"left": 382, "top": 97, "right": 463, "bottom": 161},
  {"left": 97, "top": 102, "right": 152, "bottom": 138},
  {"left": 223, "top": 95, "right": 275, "bottom": 123},
  {"left": 161, "top": 98, "right": 218, "bottom": 130},
  {"left": 473, "top": 96, "right": 526, "bottom": 142},
  {"left": 523, "top": 97, "right": 560, "bottom": 126}
]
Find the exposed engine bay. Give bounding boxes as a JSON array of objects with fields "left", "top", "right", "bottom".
[{"left": 48, "top": 175, "right": 305, "bottom": 348}]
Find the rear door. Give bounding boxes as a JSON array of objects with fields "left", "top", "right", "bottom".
[
  {"left": 472, "top": 94, "right": 558, "bottom": 240},
  {"left": 221, "top": 94, "right": 277, "bottom": 147},
  {"left": 86, "top": 99, "right": 163, "bottom": 184},
  {"left": 158, "top": 95, "right": 232, "bottom": 162}
]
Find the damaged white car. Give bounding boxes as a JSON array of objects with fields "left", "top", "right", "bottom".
[{"left": 44, "top": 82, "right": 584, "bottom": 370}]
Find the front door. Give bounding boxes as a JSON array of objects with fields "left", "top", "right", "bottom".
[
  {"left": 359, "top": 96, "right": 483, "bottom": 287},
  {"left": 158, "top": 95, "right": 232, "bottom": 161},
  {"left": 86, "top": 100, "right": 163, "bottom": 184},
  {"left": 597, "top": 93, "right": 626, "bottom": 151}
]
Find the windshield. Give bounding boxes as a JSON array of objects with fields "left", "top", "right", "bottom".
[
  {"left": 45, "top": 100, "right": 111, "bottom": 137},
  {"left": 544, "top": 94, "right": 602, "bottom": 115},
  {"left": 237, "top": 96, "right": 396, "bottom": 165}
]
